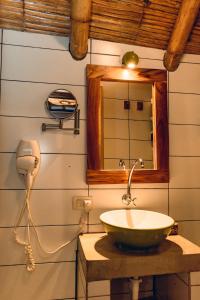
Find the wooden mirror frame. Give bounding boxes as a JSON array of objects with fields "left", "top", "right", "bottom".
[{"left": 86, "top": 64, "right": 169, "bottom": 184}]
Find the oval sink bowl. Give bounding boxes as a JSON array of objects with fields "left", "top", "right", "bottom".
[{"left": 100, "top": 209, "right": 175, "bottom": 250}]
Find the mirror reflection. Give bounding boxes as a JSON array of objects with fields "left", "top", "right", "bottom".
[
  {"left": 46, "top": 89, "right": 78, "bottom": 119},
  {"left": 101, "top": 81, "right": 154, "bottom": 170}
]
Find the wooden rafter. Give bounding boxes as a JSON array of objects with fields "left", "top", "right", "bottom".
[
  {"left": 70, "top": 0, "right": 92, "bottom": 60},
  {"left": 164, "top": 0, "right": 200, "bottom": 71}
]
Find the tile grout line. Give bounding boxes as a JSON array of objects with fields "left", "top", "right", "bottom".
[
  {"left": 167, "top": 70, "right": 170, "bottom": 216},
  {"left": 0, "top": 261, "right": 76, "bottom": 268},
  {"left": 1, "top": 78, "right": 86, "bottom": 87},
  {"left": 0, "top": 114, "right": 86, "bottom": 121},
  {"left": 0, "top": 30, "right": 3, "bottom": 98},
  {"left": 4, "top": 37, "right": 200, "bottom": 65}
]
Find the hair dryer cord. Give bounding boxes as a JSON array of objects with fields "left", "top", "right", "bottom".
[{"left": 14, "top": 187, "right": 86, "bottom": 272}]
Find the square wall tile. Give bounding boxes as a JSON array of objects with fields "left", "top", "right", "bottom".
[
  {"left": 33, "top": 153, "right": 87, "bottom": 189},
  {"left": 91, "top": 39, "right": 164, "bottom": 59},
  {"left": 102, "top": 81, "right": 128, "bottom": 99},
  {"left": 91, "top": 53, "right": 120, "bottom": 66},
  {"left": 181, "top": 53, "right": 200, "bottom": 64},
  {"left": 104, "top": 119, "right": 129, "bottom": 139},
  {"left": 0, "top": 116, "right": 86, "bottom": 154},
  {"left": 169, "top": 189, "right": 200, "bottom": 221},
  {"left": 129, "top": 121, "right": 152, "bottom": 141},
  {"left": 137, "top": 58, "right": 164, "bottom": 69},
  {"left": 191, "top": 286, "right": 200, "bottom": 300},
  {"left": 0, "top": 189, "right": 88, "bottom": 226},
  {"left": 2, "top": 44, "right": 89, "bottom": 85},
  {"left": 169, "top": 93, "right": 200, "bottom": 125},
  {"left": 0, "top": 80, "right": 86, "bottom": 119},
  {"left": 104, "top": 98, "right": 129, "bottom": 120},
  {"left": 129, "top": 102, "right": 152, "bottom": 121},
  {"left": 169, "top": 157, "right": 200, "bottom": 188},
  {"left": 169, "top": 63, "right": 200, "bottom": 94},
  {"left": 179, "top": 221, "right": 200, "bottom": 246},
  {"left": 3, "top": 29, "right": 69, "bottom": 50},
  {"left": 0, "top": 153, "right": 87, "bottom": 189},
  {"left": 88, "top": 224, "right": 104, "bottom": 233},
  {"left": 129, "top": 82, "right": 152, "bottom": 101},
  {"left": 0, "top": 262, "right": 75, "bottom": 300},
  {"left": 0, "top": 226, "right": 78, "bottom": 265},
  {"left": 130, "top": 140, "right": 153, "bottom": 160},
  {"left": 169, "top": 124, "right": 200, "bottom": 156},
  {"left": 104, "top": 139, "right": 129, "bottom": 159},
  {"left": 191, "top": 272, "right": 200, "bottom": 285}
]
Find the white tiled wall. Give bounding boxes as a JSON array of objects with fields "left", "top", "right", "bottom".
[{"left": 0, "top": 29, "right": 200, "bottom": 300}]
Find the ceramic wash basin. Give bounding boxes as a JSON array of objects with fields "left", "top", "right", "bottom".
[{"left": 100, "top": 209, "right": 175, "bottom": 250}]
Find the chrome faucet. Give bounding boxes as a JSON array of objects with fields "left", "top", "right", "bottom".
[{"left": 122, "top": 158, "right": 144, "bottom": 206}]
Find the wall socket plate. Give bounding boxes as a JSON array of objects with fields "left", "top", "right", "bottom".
[{"left": 72, "top": 196, "right": 93, "bottom": 211}]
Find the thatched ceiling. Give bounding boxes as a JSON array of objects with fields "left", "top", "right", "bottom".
[{"left": 1, "top": 0, "right": 200, "bottom": 70}]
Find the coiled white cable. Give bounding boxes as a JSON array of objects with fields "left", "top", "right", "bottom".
[{"left": 14, "top": 187, "right": 87, "bottom": 272}]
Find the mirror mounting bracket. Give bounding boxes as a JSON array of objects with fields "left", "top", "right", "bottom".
[{"left": 42, "top": 110, "right": 80, "bottom": 134}]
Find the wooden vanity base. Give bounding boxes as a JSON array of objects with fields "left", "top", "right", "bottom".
[{"left": 78, "top": 233, "right": 200, "bottom": 282}]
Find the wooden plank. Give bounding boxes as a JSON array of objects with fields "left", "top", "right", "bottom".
[
  {"left": 87, "top": 169, "right": 169, "bottom": 184},
  {"left": 25, "top": 1, "right": 70, "bottom": 15},
  {"left": 70, "top": 0, "right": 92, "bottom": 60},
  {"left": 25, "top": 22, "right": 69, "bottom": 34},
  {"left": 25, "top": 13, "right": 69, "bottom": 28},
  {"left": 78, "top": 233, "right": 200, "bottom": 282},
  {"left": 90, "top": 30, "right": 167, "bottom": 49},
  {"left": 164, "top": 0, "right": 200, "bottom": 71}
]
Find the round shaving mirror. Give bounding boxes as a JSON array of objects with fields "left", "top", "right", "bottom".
[{"left": 46, "top": 89, "right": 78, "bottom": 120}]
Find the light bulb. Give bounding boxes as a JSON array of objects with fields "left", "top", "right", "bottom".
[
  {"left": 122, "top": 51, "right": 139, "bottom": 68},
  {"left": 127, "top": 62, "right": 136, "bottom": 69}
]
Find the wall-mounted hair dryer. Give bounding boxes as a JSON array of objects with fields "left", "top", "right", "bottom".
[
  {"left": 16, "top": 140, "right": 40, "bottom": 189},
  {"left": 15, "top": 139, "right": 86, "bottom": 272}
]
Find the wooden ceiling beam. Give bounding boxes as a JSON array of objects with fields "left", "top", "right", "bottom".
[
  {"left": 164, "top": 0, "right": 200, "bottom": 71},
  {"left": 70, "top": 0, "right": 92, "bottom": 60}
]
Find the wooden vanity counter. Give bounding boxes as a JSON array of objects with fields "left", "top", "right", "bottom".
[{"left": 78, "top": 233, "right": 200, "bottom": 282}]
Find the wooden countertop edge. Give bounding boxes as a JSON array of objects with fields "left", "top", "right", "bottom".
[{"left": 78, "top": 233, "right": 200, "bottom": 282}]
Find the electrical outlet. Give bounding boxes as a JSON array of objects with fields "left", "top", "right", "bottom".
[{"left": 72, "top": 196, "right": 93, "bottom": 211}]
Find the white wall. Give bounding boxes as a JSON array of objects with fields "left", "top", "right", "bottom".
[{"left": 0, "top": 29, "right": 200, "bottom": 300}]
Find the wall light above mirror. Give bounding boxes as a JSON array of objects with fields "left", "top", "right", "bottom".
[
  {"left": 122, "top": 51, "right": 139, "bottom": 69},
  {"left": 86, "top": 64, "right": 169, "bottom": 184}
]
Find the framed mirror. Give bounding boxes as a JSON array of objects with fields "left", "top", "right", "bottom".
[{"left": 86, "top": 64, "right": 169, "bottom": 184}]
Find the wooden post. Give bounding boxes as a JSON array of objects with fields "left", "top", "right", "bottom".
[
  {"left": 164, "top": 0, "right": 200, "bottom": 71},
  {"left": 70, "top": 0, "right": 92, "bottom": 60}
]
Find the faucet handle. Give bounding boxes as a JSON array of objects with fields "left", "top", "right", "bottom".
[
  {"left": 122, "top": 194, "right": 131, "bottom": 205},
  {"left": 131, "top": 197, "right": 137, "bottom": 206},
  {"left": 122, "top": 194, "right": 137, "bottom": 206}
]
